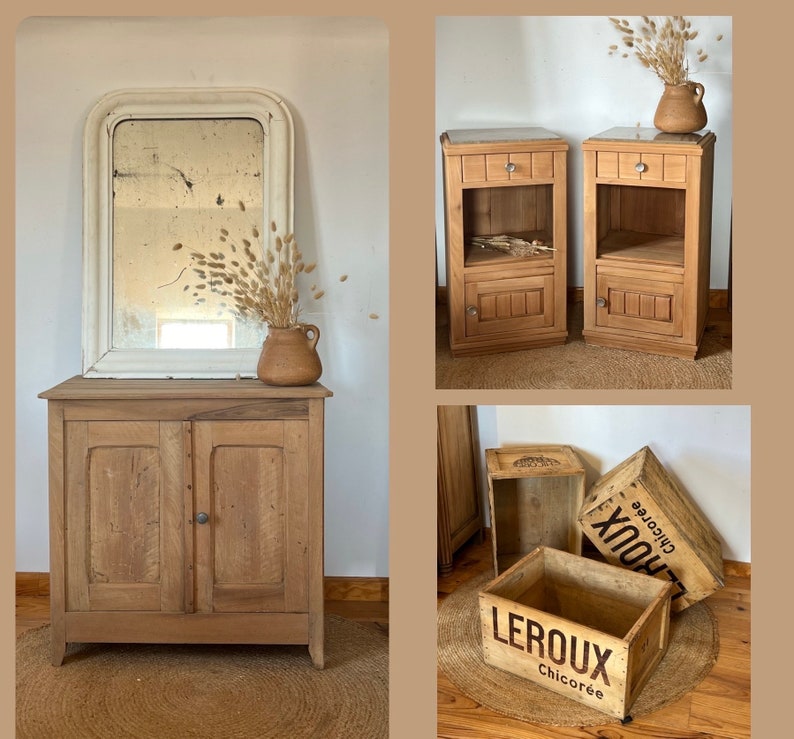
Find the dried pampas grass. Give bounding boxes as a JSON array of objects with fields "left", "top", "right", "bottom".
[
  {"left": 608, "top": 16, "right": 722, "bottom": 86},
  {"left": 174, "top": 205, "right": 321, "bottom": 329}
]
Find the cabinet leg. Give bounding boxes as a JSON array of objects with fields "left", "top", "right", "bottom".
[
  {"left": 49, "top": 615, "right": 67, "bottom": 666},
  {"left": 309, "top": 644, "right": 324, "bottom": 669},
  {"left": 309, "top": 611, "right": 324, "bottom": 669},
  {"left": 51, "top": 640, "right": 66, "bottom": 667}
]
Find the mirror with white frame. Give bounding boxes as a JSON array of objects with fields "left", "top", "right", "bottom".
[{"left": 82, "top": 87, "right": 294, "bottom": 377}]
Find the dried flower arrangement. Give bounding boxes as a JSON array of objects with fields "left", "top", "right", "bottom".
[
  {"left": 470, "top": 235, "right": 555, "bottom": 258},
  {"left": 608, "top": 16, "right": 722, "bottom": 86},
  {"left": 173, "top": 200, "right": 321, "bottom": 329}
]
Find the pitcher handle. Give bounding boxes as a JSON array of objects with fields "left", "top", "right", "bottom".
[
  {"left": 302, "top": 323, "right": 320, "bottom": 350},
  {"left": 692, "top": 82, "right": 704, "bottom": 105}
]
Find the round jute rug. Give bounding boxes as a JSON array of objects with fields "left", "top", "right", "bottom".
[
  {"left": 438, "top": 573, "right": 719, "bottom": 726},
  {"left": 436, "top": 302, "right": 732, "bottom": 389},
  {"left": 17, "top": 616, "right": 388, "bottom": 739}
]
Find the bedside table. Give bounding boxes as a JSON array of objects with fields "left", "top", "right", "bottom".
[
  {"left": 582, "top": 127, "right": 716, "bottom": 359},
  {"left": 441, "top": 128, "right": 569, "bottom": 357}
]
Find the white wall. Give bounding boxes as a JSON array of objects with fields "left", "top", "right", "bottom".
[
  {"left": 473, "top": 405, "right": 750, "bottom": 562},
  {"left": 15, "top": 16, "right": 389, "bottom": 577},
  {"left": 436, "top": 15, "right": 733, "bottom": 290}
]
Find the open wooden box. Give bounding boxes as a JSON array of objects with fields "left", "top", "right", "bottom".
[
  {"left": 578, "top": 446, "right": 724, "bottom": 612},
  {"left": 486, "top": 445, "right": 585, "bottom": 575},
  {"left": 479, "top": 546, "right": 673, "bottom": 720}
]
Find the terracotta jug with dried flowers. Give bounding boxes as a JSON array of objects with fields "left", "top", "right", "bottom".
[
  {"left": 256, "top": 321, "right": 322, "bottom": 386},
  {"left": 174, "top": 204, "right": 324, "bottom": 385},
  {"left": 609, "top": 16, "right": 721, "bottom": 134}
]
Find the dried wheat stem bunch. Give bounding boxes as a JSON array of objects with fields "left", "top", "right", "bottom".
[
  {"left": 608, "top": 16, "right": 716, "bottom": 86},
  {"left": 173, "top": 202, "right": 319, "bottom": 329}
]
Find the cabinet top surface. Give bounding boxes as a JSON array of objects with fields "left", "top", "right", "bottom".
[
  {"left": 585, "top": 126, "right": 713, "bottom": 146},
  {"left": 39, "top": 375, "right": 333, "bottom": 400},
  {"left": 443, "top": 127, "right": 563, "bottom": 145}
]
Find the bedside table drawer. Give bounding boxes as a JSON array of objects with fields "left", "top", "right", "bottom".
[
  {"left": 461, "top": 151, "right": 554, "bottom": 183},
  {"left": 596, "top": 150, "right": 687, "bottom": 184}
]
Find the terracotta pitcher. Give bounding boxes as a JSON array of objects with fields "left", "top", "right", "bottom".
[
  {"left": 257, "top": 323, "right": 322, "bottom": 386},
  {"left": 653, "top": 82, "right": 707, "bottom": 134}
]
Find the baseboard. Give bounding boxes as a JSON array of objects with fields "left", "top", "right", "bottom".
[
  {"left": 17, "top": 572, "right": 389, "bottom": 602},
  {"left": 324, "top": 576, "right": 389, "bottom": 602},
  {"left": 16, "top": 572, "right": 50, "bottom": 597},
  {"left": 438, "top": 285, "right": 730, "bottom": 309},
  {"left": 723, "top": 560, "right": 751, "bottom": 578}
]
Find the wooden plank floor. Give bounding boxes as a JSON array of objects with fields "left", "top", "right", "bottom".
[{"left": 438, "top": 533, "right": 750, "bottom": 739}]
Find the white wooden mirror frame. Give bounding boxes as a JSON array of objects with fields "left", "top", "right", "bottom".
[{"left": 82, "top": 87, "right": 294, "bottom": 378}]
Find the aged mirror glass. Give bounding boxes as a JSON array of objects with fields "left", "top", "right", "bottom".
[{"left": 82, "top": 88, "right": 294, "bottom": 377}]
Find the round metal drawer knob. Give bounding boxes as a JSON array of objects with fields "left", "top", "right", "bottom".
[
  {"left": 196, "top": 512, "right": 209, "bottom": 524},
  {"left": 596, "top": 297, "right": 607, "bottom": 308},
  {"left": 466, "top": 305, "right": 478, "bottom": 316},
  {"left": 505, "top": 162, "right": 516, "bottom": 173},
  {"left": 634, "top": 162, "right": 647, "bottom": 173}
]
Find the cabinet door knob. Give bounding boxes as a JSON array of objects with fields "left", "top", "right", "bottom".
[
  {"left": 634, "top": 162, "right": 647, "bottom": 173},
  {"left": 505, "top": 162, "right": 516, "bottom": 173},
  {"left": 596, "top": 297, "right": 607, "bottom": 308},
  {"left": 466, "top": 305, "right": 478, "bottom": 316},
  {"left": 196, "top": 512, "right": 209, "bottom": 524}
]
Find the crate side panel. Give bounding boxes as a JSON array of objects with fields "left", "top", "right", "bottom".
[
  {"left": 637, "top": 449, "right": 724, "bottom": 578},
  {"left": 579, "top": 487, "right": 722, "bottom": 611},
  {"left": 492, "top": 479, "right": 521, "bottom": 556},
  {"left": 512, "top": 477, "right": 578, "bottom": 554},
  {"left": 548, "top": 579, "right": 646, "bottom": 639},
  {"left": 490, "top": 445, "right": 585, "bottom": 478},
  {"left": 625, "top": 593, "right": 671, "bottom": 707},
  {"left": 582, "top": 447, "right": 649, "bottom": 509},
  {"left": 482, "top": 544, "right": 547, "bottom": 603},
  {"left": 544, "top": 545, "right": 671, "bottom": 610},
  {"left": 479, "top": 592, "right": 631, "bottom": 719}
]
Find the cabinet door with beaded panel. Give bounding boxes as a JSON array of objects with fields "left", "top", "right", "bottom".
[
  {"left": 191, "top": 420, "right": 309, "bottom": 614},
  {"left": 63, "top": 420, "right": 185, "bottom": 613}
]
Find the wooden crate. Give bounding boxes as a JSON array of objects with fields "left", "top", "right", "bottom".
[
  {"left": 479, "top": 546, "right": 672, "bottom": 721},
  {"left": 578, "top": 446, "right": 724, "bottom": 612},
  {"left": 486, "top": 445, "right": 585, "bottom": 575}
]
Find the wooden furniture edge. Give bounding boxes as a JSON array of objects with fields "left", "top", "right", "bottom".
[{"left": 17, "top": 572, "right": 390, "bottom": 602}]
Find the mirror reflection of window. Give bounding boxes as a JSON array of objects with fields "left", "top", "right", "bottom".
[
  {"left": 157, "top": 319, "right": 234, "bottom": 349},
  {"left": 111, "top": 117, "right": 267, "bottom": 350}
]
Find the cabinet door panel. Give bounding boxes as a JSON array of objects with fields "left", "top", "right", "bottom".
[
  {"left": 193, "top": 420, "right": 308, "bottom": 614},
  {"left": 213, "top": 445, "right": 285, "bottom": 583},
  {"left": 596, "top": 273, "right": 684, "bottom": 337},
  {"left": 65, "top": 420, "right": 184, "bottom": 612},
  {"left": 465, "top": 274, "right": 554, "bottom": 336},
  {"left": 90, "top": 446, "right": 160, "bottom": 581}
]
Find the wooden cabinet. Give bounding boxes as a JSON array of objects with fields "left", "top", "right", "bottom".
[
  {"left": 39, "top": 377, "right": 331, "bottom": 667},
  {"left": 582, "top": 127, "right": 716, "bottom": 359},
  {"left": 437, "top": 406, "right": 482, "bottom": 575},
  {"left": 441, "top": 128, "right": 569, "bottom": 356}
]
